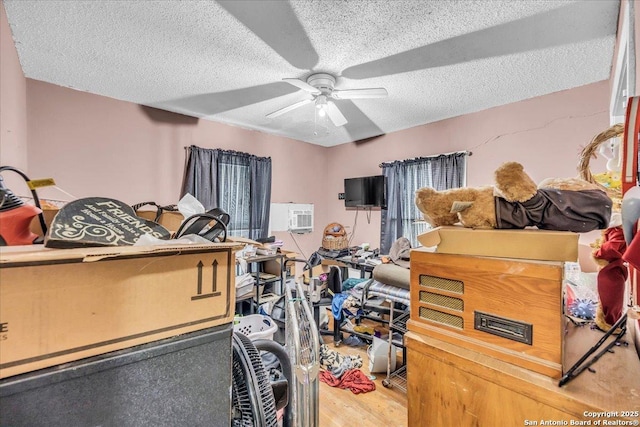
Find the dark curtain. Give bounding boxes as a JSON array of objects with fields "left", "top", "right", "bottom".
[
  {"left": 249, "top": 155, "right": 272, "bottom": 240},
  {"left": 181, "top": 146, "right": 219, "bottom": 210},
  {"left": 380, "top": 152, "right": 467, "bottom": 254},
  {"left": 181, "top": 146, "right": 272, "bottom": 240}
]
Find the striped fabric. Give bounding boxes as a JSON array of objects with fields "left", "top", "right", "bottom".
[{"left": 365, "top": 280, "right": 410, "bottom": 306}]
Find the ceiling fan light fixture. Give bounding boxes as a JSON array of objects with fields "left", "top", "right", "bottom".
[
  {"left": 271, "top": 72, "right": 385, "bottom": 129},
  {"left": 315, "top": 95, "right": 328, "bottom": 108},
  {"left": 315, "top": 94, "right": 328, "bottom": 117}
]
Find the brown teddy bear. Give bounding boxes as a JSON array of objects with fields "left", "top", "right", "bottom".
[{"left": 415, "top": 162, "right": 613, "bottom": 233}]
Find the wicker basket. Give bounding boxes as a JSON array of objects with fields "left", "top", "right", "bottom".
[
  {"left": 321, "top": 222, "right": 349, "bottom": 250},
  {"left": 578, "top": 123, "right": 624, "bottom": 204}
]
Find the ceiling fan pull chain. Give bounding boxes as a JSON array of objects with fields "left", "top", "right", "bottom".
[{"left": 313, "top": 105, "right": 318, "bottom": 136}]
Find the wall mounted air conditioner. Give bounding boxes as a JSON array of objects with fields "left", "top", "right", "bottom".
[{"left": 270, "top": 203, "right": 314, "bottom": 234}]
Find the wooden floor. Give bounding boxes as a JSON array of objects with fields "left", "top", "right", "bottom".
[{"left": 317, "top": 326, "right": 408, "bottom": 426}]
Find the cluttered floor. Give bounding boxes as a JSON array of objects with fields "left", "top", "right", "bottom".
[{"left": 317, "top": 314, "right": 408, "bottom": 427}]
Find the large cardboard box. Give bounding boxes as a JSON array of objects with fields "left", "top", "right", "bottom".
[
  {"left": 409, "top": 249, "right": 564, "bottom": 378},
  {"left": 0, "top": 242, "right": 239, "bottom": 379},
  {"left": 417, "top": 226, "right": 579, "bottom": 262}
]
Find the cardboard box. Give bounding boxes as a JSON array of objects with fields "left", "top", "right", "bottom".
[
  {"left": 263, "top": 250, "right": 299, "bottom": 278},
  {"left": 0, "top": 242, "right": 240, "bottom": 379},
  {"left": 136, "top": 210, "right": 185, "bottom": 233},
  {"left": 299, "top": 259, "right": 347, "bottom": 283},
  {"left": 409, "top": 249, "right": 564, "bottom": 378},
  {"left": 29, "top": 208, "right": 185, "bottom": 237},
  {"left": 417, "top": 226, "right": 579, "bottom": 262}
]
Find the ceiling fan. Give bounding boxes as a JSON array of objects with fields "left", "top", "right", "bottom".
[{"left": 266, "top": 73, "right": 388, "bottom": 127}]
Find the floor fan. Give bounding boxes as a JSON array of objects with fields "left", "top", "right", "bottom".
[
  {"left": 232, "top": 259, "right": 321, "bottom": 427},
  {"left": 232, "top": 331, "right": 294, "bottom": 427},
  {"left": 231, "top": 332, "right": 279, "bottom": 427}
]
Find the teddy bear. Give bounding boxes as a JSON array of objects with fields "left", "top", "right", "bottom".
[{"left": 415, "top": 161, "right": 613, "bottom": 233}]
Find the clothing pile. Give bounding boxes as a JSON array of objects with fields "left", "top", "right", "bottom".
[
  {"left": 318, "top": 344, "right": 375, "bottom": 394},
  {"left": 319, "top": 344, "right": 362, "bottom": 371},
  {"left": 319, "top": 369, "right": 376, "bottom": 394}
]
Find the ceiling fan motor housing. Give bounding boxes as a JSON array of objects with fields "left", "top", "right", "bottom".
[
  {"left": 268, "top": 72, "right": 386, "bottom": 126},
  {"left": 307, "top": 73, "right": 336, "bottom": 94}
]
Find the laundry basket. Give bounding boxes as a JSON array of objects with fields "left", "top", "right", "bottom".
[
  {"left": 233, "top": 314, "right": 278, "bottom": 341},
  {"left": 321, "top": 222, "right": 348, "bottom": 250}
]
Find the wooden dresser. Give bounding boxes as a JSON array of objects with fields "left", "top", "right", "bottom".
[
  {"left": 407, "top": 247, "right": 640, "bottom": 426},
  {"left": 410, "top": 250, "right": 565, "bottom": 377},
  {"left": 406, "top": 326, "right": 640, "bottom": 426}
]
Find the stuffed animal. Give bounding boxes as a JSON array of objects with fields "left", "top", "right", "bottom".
[
  {"left": 415, "top": 162, "right": 613, "bottom": 233},
  {"left": 590, "top": 226, "right": 627, "bottom": 333}
]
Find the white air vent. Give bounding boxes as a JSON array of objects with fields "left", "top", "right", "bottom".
[
  {"left": 270, "top": 203, "right": 314, "bottom": 234},
  {"left": 289, "top": 209, "right": 313, "bottom": 233}
]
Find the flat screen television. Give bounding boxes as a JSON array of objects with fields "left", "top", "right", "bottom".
[{"left": 344, "top": 175, "right": 386, "bottom": 208}]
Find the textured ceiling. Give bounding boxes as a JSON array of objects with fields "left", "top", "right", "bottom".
[{"left": 3, "top": 0, "right": 620, "bottom": 147}]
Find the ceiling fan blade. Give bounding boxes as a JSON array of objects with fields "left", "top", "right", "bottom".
[
  {"left": 342, "top": 1, "right": 616, "bottom": 80},
  {"left": 332, "top": 88, "right": 388, "bottom": 100},
  {"left": 338, "top": 100, "right": 385, "bottom": 142},
  {"left": 325, "top": 101, "right": 348, "bottom": 127},
  {"left": 266, "top": 98, "right": 313, "bottom": 118},
  {"left": 216, "top": 1, "right": 318, "bottom": 69},
  {"left": 282, "top": 78, "right": 321, "bottom": 95},
  {"left": 152, "top": 82, "right": 299, "bottom": 116}
]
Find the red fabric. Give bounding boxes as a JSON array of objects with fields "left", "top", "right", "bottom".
[
  {"left": 594, "top": 227, "right": 628, "bottom": 326},
  {"left": 319, "top": 369, "right": 376, "bottom": 394},
  {"left": 623, "top": 229, "right": 640, "bottom": 324},
  {"left": 623, "top": 224, "right": 640, "bottom": 271}
]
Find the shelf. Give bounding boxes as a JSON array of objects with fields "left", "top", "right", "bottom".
[
  {"left": 388, "top": 310, "right": 409, "bottom": 389},
  {"left": 235, "top": 292, "right": 254, "bottom": 302},
  {"left": 235, "top": 253, "right": 286, "bottom": 316},
  {"left": 383, "top": 365, "right": 407, "bottom": 392},
  {"left": 391, "top": 337, "right": 404, "bottom": 348},
  {"left": 250, "top": 273, "right": 280, "bottom": 285},
  {"left": 337, "top": 327, "right": 375, "bottom": 344},
  {"left": 243, "top": 254, "right": 283, "bottom": 263},
  {"left": 391, "top": 311, "right": 410, "bottom": 334},
  {"left": 254, "top": 292, "right": 281, "bottom": 304}
]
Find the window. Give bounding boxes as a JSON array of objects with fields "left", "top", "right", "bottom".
[
  {"left": 380, "top": 152, "right": 467, "bottom": 252},
  {"left": 181, "top": 146, "right": 272, "bottom": 240},
  {"left": 218, "top": 162, "right": 251, "bottom": 238},
  {"left": 610, "top": 1, "right": 636, "bottom": 124}
]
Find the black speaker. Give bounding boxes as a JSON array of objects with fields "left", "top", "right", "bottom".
[{"left": 0, "top": 324, "right": 232, "bottom": 427}]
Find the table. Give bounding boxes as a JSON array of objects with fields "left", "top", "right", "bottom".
[{"left": 335, "top": 256, "right": 377, "bottom": 278}]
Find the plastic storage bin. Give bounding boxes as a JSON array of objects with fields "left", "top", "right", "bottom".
[
  {"left": 233, "top": 314, "right": 278, "bottom": 340},
  {"left": 368, "top": 336, "right": 397, "bottom": 373}
]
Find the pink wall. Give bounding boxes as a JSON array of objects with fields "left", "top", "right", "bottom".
[
  {"left": 25, "top": 79, "right": 328, "bottom": 258},
  {"left": 326, "top": 81, "right": 611, "bottom": 248},
  {"left": 0, "top": 2, "right": 28, "bottom": 190},
  {"left": 3, "top": 0, "right": 625, "bottom": 258},
  {"left": 24, "top": 80, "right": 612, "bottom": 257}
]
